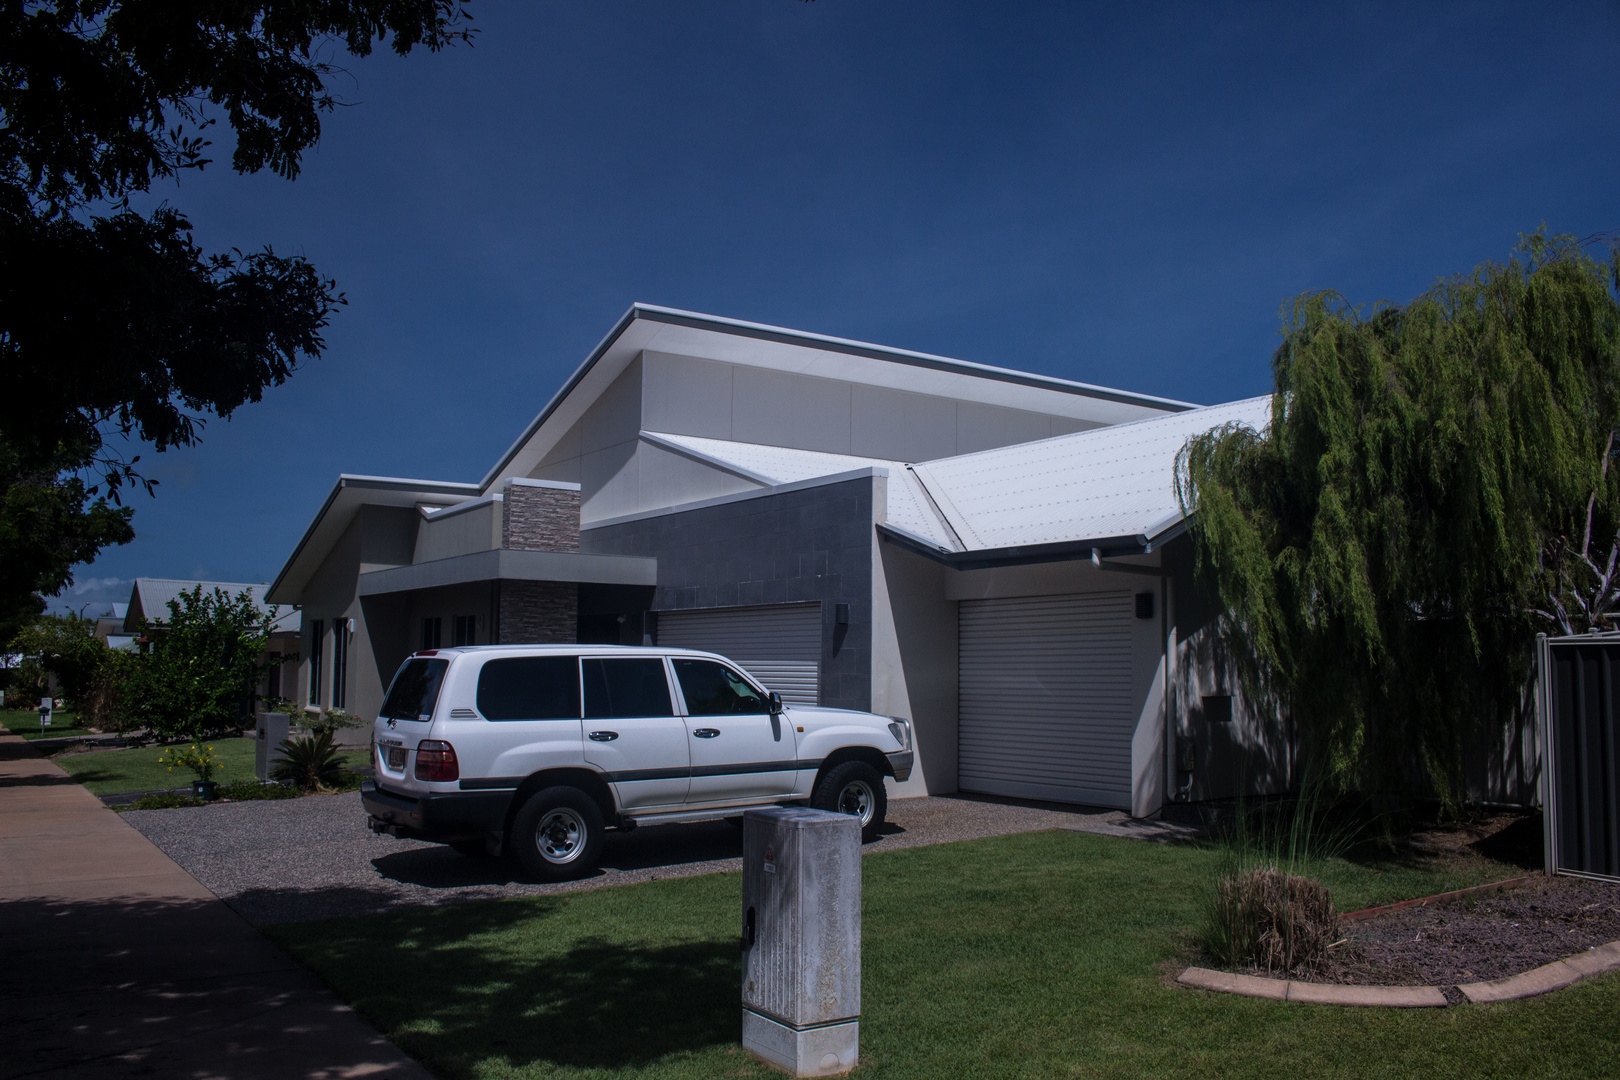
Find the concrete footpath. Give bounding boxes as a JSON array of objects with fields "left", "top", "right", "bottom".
[{"left": 0, "top": 731, "right": 433, "bottom": 1080}]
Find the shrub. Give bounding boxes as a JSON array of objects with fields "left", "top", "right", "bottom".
[
  {"left": 217, "top": 780, "right": 299, "bottom": 801},
  {"left": 271, "top": 729, "right": 345, "bottom": 791},
  {"left": 302, "top": 707, "right": 365, "bottom": 737},
  {"left": 123, "top": 586, "right": 282, "bottom": 742},
  {"left": 1202, "top": 867, "right": 1340, "bottom": 974},
  {"left": 157, "top": 743, "right": 224, "bottom": 782}
]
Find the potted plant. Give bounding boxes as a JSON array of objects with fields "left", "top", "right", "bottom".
[{"left": 158, "top": 743, "right": 225, "bottom": 800}]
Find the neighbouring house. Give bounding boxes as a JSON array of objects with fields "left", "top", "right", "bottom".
[
  {"left": 268, "top": 304, "right": 1298, "bottom": 813},
  {"left": 91, "top": 604, "right": 136, "bottom": 651},
  {"left": 124, "top": 579, "right": 304, "bottom": 703}
]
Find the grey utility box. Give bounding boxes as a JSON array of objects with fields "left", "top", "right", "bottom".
[
  {"left": 254, "top": 712, "right": 291, "bottom": 781},
  {"left": 741, "top": 807, "right": 861, "bottom": 1077}
]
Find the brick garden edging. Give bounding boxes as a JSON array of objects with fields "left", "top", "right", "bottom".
[{"left": 1177, "top": 938, "right": 1620, "bottom": 1007}]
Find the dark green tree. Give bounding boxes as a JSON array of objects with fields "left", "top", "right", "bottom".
[
  {"left": 1176, "top": 233, "right": 1620, "bottom": 806},
  {"left": 0, "top": 1, "right": 473, "bottom": 636},
  {"left": 125, "top": 584, "right": 281, "bottom": 741}
]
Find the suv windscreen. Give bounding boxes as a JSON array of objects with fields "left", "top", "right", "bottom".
[
  {"left": 673, "top": 658, "right": 767, "bottom": 716},
  {"left": 582, "top": 657, "right": 672, "bottom": 718},
  {"left": 379, "top": 658, "right": 449, "bottom": 721},
  {"left": 477, "top": 656, "right": 580, "bottom": 720}
]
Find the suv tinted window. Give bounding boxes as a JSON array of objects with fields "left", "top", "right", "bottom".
[
  {"left": 477, "top": 657, "right": 580, "bottom": 721},
  {"left": 673, "top": 658, "right": 767, "bottom": 716},
  {"left": 582, "top": 657, "right": 672, "bottom": 719},
  {"left": 379, "top": 658, "right": 449, "bottom": 721}
]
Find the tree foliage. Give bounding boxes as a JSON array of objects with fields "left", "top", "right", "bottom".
[
  {"left": 8, "top": 610, "right": 135, "bottom": 726},
  {"left": 0, "top": 1, "right": 472, "bottom": 634},
  {"left": 125, "top": 585, "right": 281, "bottom": 741},
  {"left": 1177, "top": 233, "right": 1620, "bottom": 804}
]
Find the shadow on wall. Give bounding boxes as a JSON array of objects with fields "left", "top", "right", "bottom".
[
  {"left": 1174, "top": 619, "right": 1294, "bottom": 804},
  {"left": 262, "top": 896, "right": 742, "bottom": 1074}
]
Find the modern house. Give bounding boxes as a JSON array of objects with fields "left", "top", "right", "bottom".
[
  {"left": 124, "top": 578, "right": 304, "bottom": 702},
  {"left": 268, "top": 305, "right": 1295, "bottom": 816}
]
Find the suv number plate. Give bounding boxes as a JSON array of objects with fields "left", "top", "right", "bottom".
[{"left": 388, "top": 747, "right": 407, "bottom": 770}]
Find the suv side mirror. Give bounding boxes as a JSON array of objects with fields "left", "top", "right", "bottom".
[{"left": 768, "top": 691, "right": 784, "bottom": 716}]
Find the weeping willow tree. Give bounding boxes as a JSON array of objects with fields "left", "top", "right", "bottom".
[{"left": 1176, "top": 233, "right": 1620, "bottom": 805}]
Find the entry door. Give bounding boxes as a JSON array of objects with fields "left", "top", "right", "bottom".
[
  {"left": 672, "top": 657, "right": 798, "bottom": 804},
  {"left": 656, "top": 603, "right": 821, "bottom": 704},
  {"left": 580, "top": 657, "right": 689, "bottom": 810},
  {"left": 958, "top": 592, "right": 1135, "bottom": 809}
]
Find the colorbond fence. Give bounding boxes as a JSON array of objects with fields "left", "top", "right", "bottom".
[{"left": 1537, "top": 633, "right": 1620, "bottom": 882}]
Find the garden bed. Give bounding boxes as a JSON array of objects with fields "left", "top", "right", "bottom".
[{"left": 1314, "top": 873, "right": 1620, "bottom": 988}]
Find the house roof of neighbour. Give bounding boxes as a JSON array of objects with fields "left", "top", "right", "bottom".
[
  {"left": 126, "top": 579, "right": 302, "bottom": 635},
  {"left": 480, "top": 304, "right": 1199, "bottom": 493},
  {"left": 637, "top": 395, "right": 1275, "bottom": 559}
]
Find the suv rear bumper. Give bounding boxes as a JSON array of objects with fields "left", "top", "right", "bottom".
[{"left": 362, "top": 779, "right": 513, "bottom": 842}]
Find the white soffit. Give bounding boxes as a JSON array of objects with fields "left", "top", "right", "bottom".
[{"left": 916, "top": 395, "right": 1274, "bottom": 550}]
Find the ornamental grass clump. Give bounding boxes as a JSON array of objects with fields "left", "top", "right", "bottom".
[{"left": 1204, "top": 866, "right": 1341, "bottom": 975}]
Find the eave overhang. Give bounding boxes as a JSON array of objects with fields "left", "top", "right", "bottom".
[{"left": 357, "top": 549, "right": 658, "bottom": 597}]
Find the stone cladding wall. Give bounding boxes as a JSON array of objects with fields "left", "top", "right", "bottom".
[
  {"left": 502, "top": 481, "right": 580, "bottom": 552},
  {"left": 497, "top": 580, "right": 578, "bottom": 644}
]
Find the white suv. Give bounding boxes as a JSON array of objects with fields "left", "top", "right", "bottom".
[{"left": 361, "top": 645, "right": 913, "bottom": 880}]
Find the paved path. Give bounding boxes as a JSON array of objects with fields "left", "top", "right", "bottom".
[
  {"left": 123, "top": 783, "right": 1200, "bottom": 926},
  {"left": 0, "top": 732, "right": 432, "bottom": 1080}
]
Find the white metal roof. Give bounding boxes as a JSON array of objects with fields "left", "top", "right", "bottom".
[
  {"left": 645, "top": 395, "right": 1273, "bottom": 555},
  {"left": 913, "top": 395, "right": 1274, "bottom": 550}
]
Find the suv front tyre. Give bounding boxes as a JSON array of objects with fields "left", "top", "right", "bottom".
[
  {"left": 512, "top": 786, "right": 605, "bottom": 880},
  {"left": 812, "top": 760, "right": 888, "bottom": 841}
]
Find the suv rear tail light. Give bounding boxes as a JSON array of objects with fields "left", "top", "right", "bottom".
[{"left": 414, "top": 740, "right": 459, "bottom": 782}]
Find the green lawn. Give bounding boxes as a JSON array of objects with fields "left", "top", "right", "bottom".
[
  {"left": 265, "top": 828, "right": 1617, "bottom": 1080},
  {"left": 51, "top": 737, "right": 369, "bottom": 794},
  {"left": 0, "top": 708, "right": 95, "bottom": 741}
]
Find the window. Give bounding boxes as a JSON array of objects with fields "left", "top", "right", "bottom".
[
  {"left": 477, "top": 657, "right": 580, "bottom": 720},
  {"left": 453, "top": 614, "right": 476, "bottom": 647},
  {"left": 582, "top": 657, "right": 672, "bottom": 719},
  {"left": 673, "top": 659, "right": 767, "bottom": 716},
  {"left": 421, "top": 617, "right": 442, "bottom": 651},
  {"left": 331, "top": 620, "right": 348, "bottom": 709},
  {"left": 379, "top": 658, "right": 450, "bottom": 721},
  {"left": 308, "top": 620, "right": 324, "bottom": 705}
]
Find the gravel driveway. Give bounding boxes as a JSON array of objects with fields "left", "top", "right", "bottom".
[{"left": 122, "top": 791, "right": 1196, "bottom": 926}]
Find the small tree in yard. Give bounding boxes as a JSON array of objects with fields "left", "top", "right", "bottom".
[
  {"left": 127, "top": 586, "right": 279, "bottom": 742},
  {"left": 1177, "top": 232, "right": 1620, "bottom": 807},
  {"left": 8, "top": 613, "right": 134, "bottom": 729}
]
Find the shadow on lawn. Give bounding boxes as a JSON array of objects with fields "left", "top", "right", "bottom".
[{"left": 289, "top": 900, "right": 740, "bottom": 1072}]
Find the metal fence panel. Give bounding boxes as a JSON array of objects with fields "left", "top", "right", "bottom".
[{"left": 1538, "top": 634, "right": 1620, "bottom": 882}]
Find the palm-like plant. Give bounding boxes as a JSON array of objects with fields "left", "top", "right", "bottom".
[{"left": 271, "top": 729, "right": 345, "bottom": 791}]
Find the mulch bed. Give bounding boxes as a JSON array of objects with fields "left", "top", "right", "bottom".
[{"left": 1314, "top": 874, "right": 1620, "bottom": 988}]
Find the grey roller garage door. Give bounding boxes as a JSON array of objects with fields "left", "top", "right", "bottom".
[
  {"left": 656, "top": 602, "right": 822, "bottom": 704},
  {"left": 958, "top": 592, "right": 1135, "bottom": 809}
]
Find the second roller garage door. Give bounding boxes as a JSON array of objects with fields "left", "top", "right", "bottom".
[
  {"left": 655, "top": 602, "right": 822, "bottom": 704},
  {"left": 958, "top": 592, "right": 1135, "bottom": 809}
]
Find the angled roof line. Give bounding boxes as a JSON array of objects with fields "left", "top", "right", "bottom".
[
  {"left": 267, "top": 474, "right": 480, "bottom": 600},
  {"left": 479, "top": 303, "right": 1201, "bottom": 491}
]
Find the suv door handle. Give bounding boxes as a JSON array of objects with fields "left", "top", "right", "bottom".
[
  {"left": 587, "top": 731, "right": 619, "bottom": 742},
  {"left": 692, "top": 728, "right": 720, "bottom": 739}
]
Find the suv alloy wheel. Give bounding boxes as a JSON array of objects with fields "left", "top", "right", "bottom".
[{"left": 811, "top": 760, "right": 887, "bottom": 841}]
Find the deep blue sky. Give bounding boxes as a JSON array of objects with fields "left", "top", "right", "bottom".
[{"left": 60, "top": 0, "right": 1620, "bottom": 612}]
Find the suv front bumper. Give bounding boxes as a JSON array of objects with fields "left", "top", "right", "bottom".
[
  {"left": 886, "top": 750, "right": 913, "bottom": 783},
  {"left": 362, "top": 779, "right": 513, "bottom": 843}
]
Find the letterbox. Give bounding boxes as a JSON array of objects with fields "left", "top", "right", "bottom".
[
  {"left": 255, "top": 712, "right": 291, "bottom": 781},
  {"left": 740, "top": 806, "right": 861, "bottom": 1077}
]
